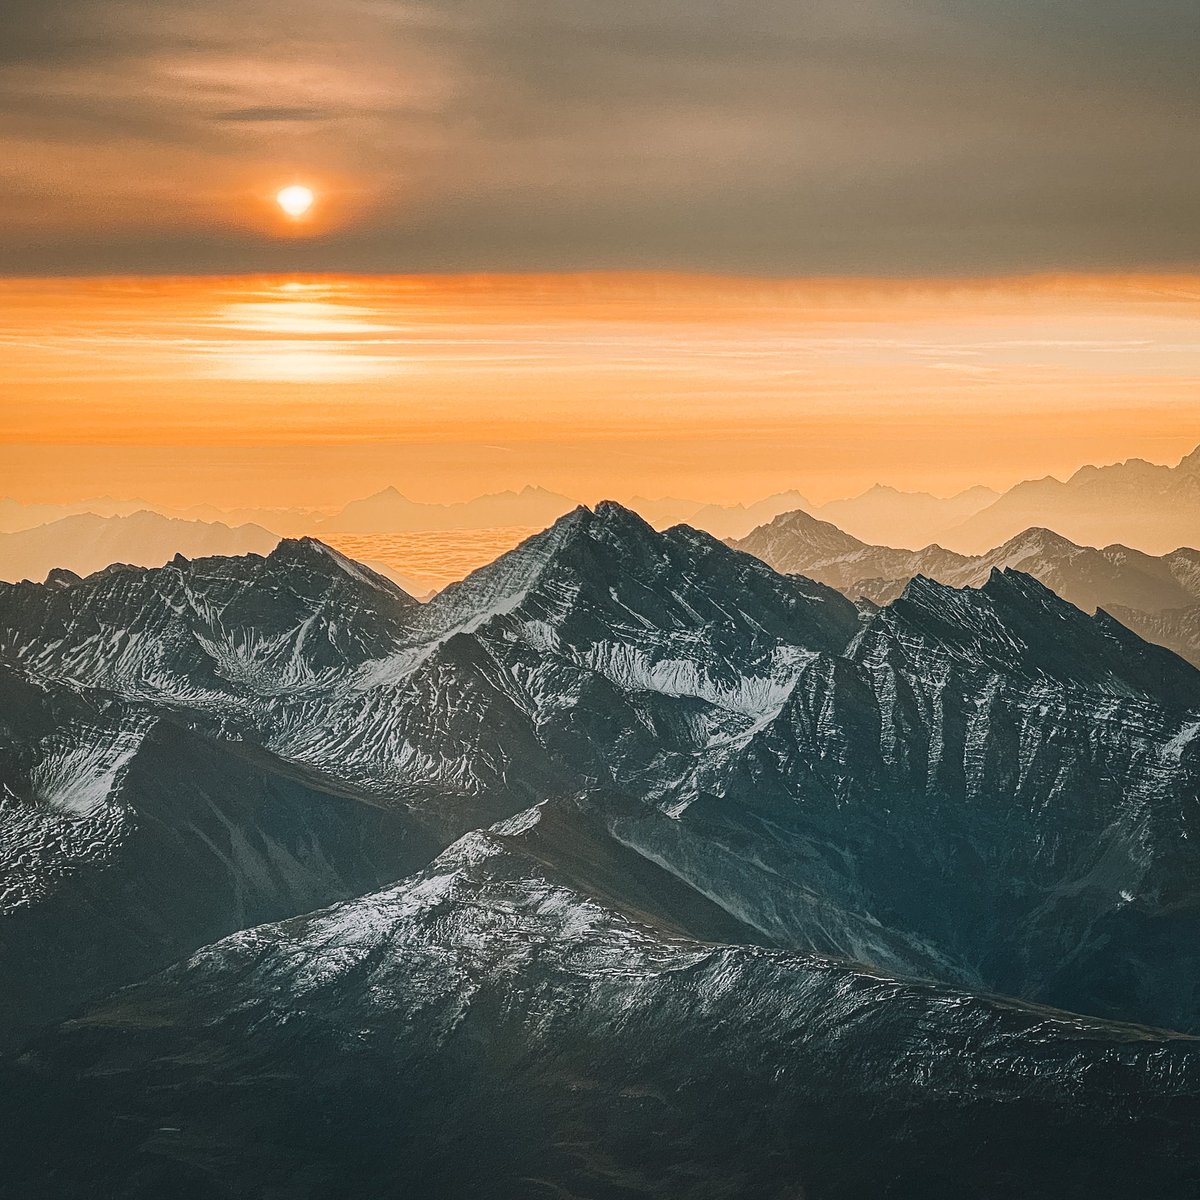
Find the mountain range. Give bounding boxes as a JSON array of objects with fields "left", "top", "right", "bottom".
[
  {"left": 319, "top": 483, "right": 577, "bottom": 534},
  {"left": 321, "top": 484, "right": 813, "bottom": 541},
  {"left": 0, "top": 510, "right": 280, "bottom": 585},
  {"left": 6, "top": 441, "right": 1196, "bottom": 566},
  {"left": 944, "top": 445, "right": 1200, "bottom": 554},
  {"left": 633, "top": 489, "right": 812, "bottom": 539},
  {"left": 2, "top": 503, "right": 1200, "bottom": 1195},
  {"left": 732, "top": 508, "right": 1200, "bottom": 666},
  {"left": 813, "top": 483, "right": 999, "bottom": 546},
  {"left": 0, "top": 497, "right": 324, "bottom": 538},
  {"left": 804, "top": 445, "right": 1200, "bottom": 553}
]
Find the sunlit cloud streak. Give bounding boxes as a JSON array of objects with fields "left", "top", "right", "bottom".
[{"left": 1, "top": 272, "right": 1198, "bottom": 507}]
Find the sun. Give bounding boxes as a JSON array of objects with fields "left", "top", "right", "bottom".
[{"left": 276, "top": 185, "right": 315, "bottom": 219}]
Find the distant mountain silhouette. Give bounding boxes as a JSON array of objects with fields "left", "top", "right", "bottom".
[
  {"left": 811, "top": 484, "right": 998, "bottom": 547},
  {"left": 633, "top": 491, "right": 811, "bottom": 539},
  {"left": 322, "top": 486, "right": 813, "bottom": 541},
  {"left": 163, "top": 503, "right": 326, "bottom": 537},
  {"left": 0, "top": 496, "right": 150, "bottom": 534},
  {"left": 320, "top": 485, "right": 576, "bottom": 533},
  {"left": 0, "top": 511, "right": 280, "bottom": 584},
  {"left": 945, "top": 445, "right": 1200, "bottom": 554},
  {"left": 1111, "top": 602, "right": 1200, "bottom": 674}
]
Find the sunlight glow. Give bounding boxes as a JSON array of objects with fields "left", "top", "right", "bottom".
[
  {"left": 276, "top": 186, "right": 315, "bottom": 219},
  {"left": 2, "top": 272, "right": 1199, "bottom": 506}
]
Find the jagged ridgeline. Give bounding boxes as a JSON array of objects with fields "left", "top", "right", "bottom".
[{"left": 2, "top": 503, "right": 1200, "bottom": 1198}]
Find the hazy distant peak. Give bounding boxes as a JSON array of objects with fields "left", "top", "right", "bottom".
[
  {"left": 745, "top": 507, "right": 866, "bottom": 555},
  {"left": 1067, "top": 457, "right": 1167, "bottom": 486},
  {"left": 773, "top": 506, "right": 859, "bottom": 534},
  {"left": 322, "top": 484, "right": 577, "bottom": 533},
  {"left": 948, "top": 443, "right": 1200, "bottom": 555},
  {"left": 814, "top": 483, "right": 999, "bottom": 548},
  {"left": 0, "top": 511, "right": 282, "bottom": 586},
  {"left": 849, "top": 482, "right": 999, "bottom": 503}
]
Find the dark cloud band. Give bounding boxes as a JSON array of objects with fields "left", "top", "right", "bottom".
[{"left": 2, "top": 0, "right": 1197, "bottom": 274}]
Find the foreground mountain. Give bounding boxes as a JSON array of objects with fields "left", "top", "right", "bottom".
[
  {"left": 5, "top": 506, "right": 1200, "bottom": 1027},
  {"left": 947, "top": 444, "right": 1200, "bottom": 554},
  {"left": 733, "top": 509, "right": 1200, "bottom": 663},
  {"left": 0, "top": 542, "right": 438, "bottom": 1044},
  {"left": 0, "top": 536, "right": 418, "bottom": 703},
  {"left": 4, "top": 800, "right": 1198, "bottom": 1200},
  {"left": 4, "top": 504, "right": 1200, "bottom": 1194},
  {"left": 0, "top": 510, "right": 280, "bottom": 584},
  {"left": 0, "top": 512, "right": 859, "bottom": 1028}
]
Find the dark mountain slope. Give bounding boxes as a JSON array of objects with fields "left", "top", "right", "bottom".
[
  {"left": 602, "top": 569, "right": 1200, "bottom": 1032},
  {"left": 3, "top": 506, "right": 1200, "bottom": 1195},
  {"left": 0, "top": 666, "right": 439, "bottom": 1048},
  {"left": 0, "top": 537, "right": 416, "bottom": 704},
  {"left": 3, "top": 805, "right": 1197, "bottom": 1200}
]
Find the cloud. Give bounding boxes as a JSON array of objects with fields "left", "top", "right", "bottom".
[
  {"left": 2, "top": 0, "right": 1198, "bottom": 274},
  {"left": 214, "top": 106, "right": 341, "bottom": 123}
]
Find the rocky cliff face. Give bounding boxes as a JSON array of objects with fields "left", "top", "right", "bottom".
[{"left": 3, "top": 504, "right": 1200, "bottom": 1196}]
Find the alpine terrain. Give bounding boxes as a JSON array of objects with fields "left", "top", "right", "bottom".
[
  {"left": 2, "top": 503, "right": 1199, "bottom": 1198},
  {"left": 733, "top": 506, "right": 1200, "bottom": 666}
]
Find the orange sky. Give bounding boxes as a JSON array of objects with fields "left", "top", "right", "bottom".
[{"left": 2, "top": 272, "right": 1198, "bottom": 508}]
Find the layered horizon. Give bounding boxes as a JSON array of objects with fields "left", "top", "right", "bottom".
[{"left": 4, "top": 271, "right": 1198, "bottom": 510}]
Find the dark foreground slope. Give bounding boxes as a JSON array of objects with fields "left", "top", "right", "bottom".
[{"left": 3, "top": 801, "right": 1198, "bottom": 1200}]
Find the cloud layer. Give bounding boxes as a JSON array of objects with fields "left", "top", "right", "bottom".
[{"left": 3, "top": 0, "right": 1198, "bottom": 274}]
